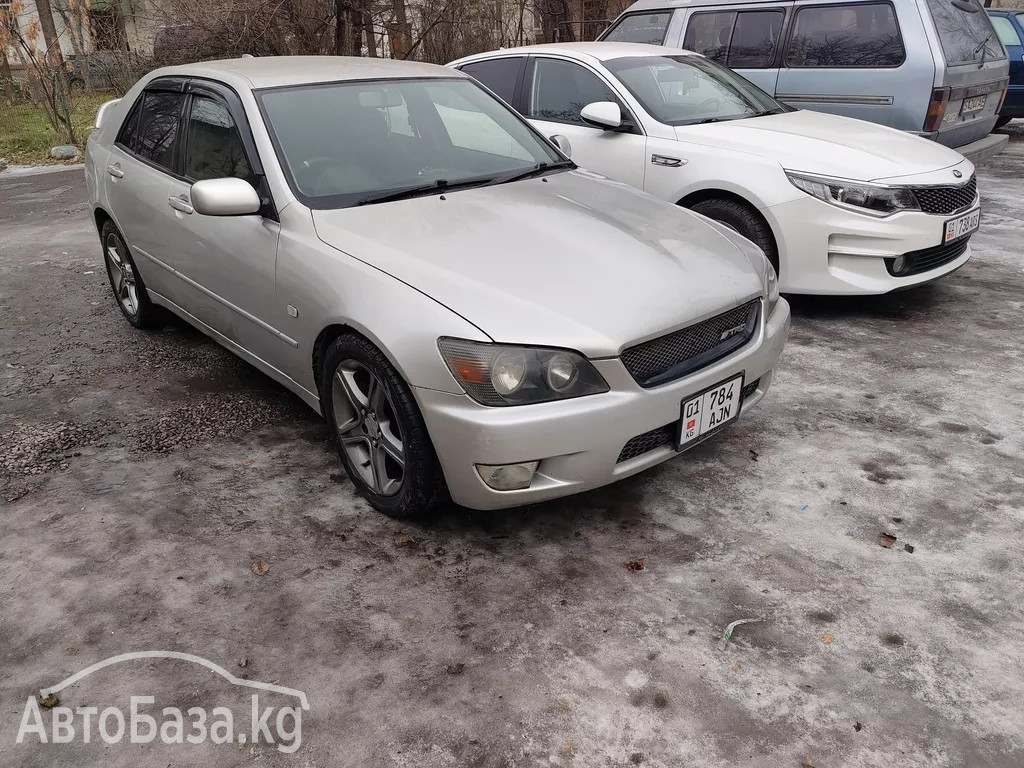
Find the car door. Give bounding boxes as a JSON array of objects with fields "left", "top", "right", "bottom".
[
  {"left": 103, "top": 81, "right": 188, "bottom": 299},
  {"left": 162, "top": 81, "right": 285, "bottom": 366},
  {"left": 992, "top": 15, "right": 1024, "bottom": 88},
  {"left": 680, "top": 4, "right": 792, "bottom": 95},
  {"left": 774, "top": 1, "right": 918, "bottom": 128},
  {"left": 521, "top": 56, "right": 648, "bottom": 190}
]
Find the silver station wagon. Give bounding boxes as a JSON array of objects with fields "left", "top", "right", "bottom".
[{"left": 85, "top": 57, "right": 790, "bottom": 517}]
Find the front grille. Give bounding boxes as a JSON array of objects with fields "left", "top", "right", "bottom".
[
  {"left": 615, "top": 377, "right": 762, "bottom": 464},
  {"left": 621, "top": 301, "right": 760, "bottom": 388},
  {"left": 886, "top": 236, "right": 971, "bottom": 277},
  {"left": 913, "top": 176, "right": 977, "bottom": 215}
]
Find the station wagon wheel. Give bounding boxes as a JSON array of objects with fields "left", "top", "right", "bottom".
[
  {"left": 320, "top": 334, "right": 447, "bottom": 518},
  {"left": 98, "top": 220, "right": 161, "bottom": 329},
  {"left": 332, "top": 360, "right": 406, "bottom": 497}
]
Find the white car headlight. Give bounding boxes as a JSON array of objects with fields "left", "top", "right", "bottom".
[
  {"left": 766, "top": 261, "right": 779, "bottom": 315},
  {"left": 786, "top": 171, "right": 919, "bottom": 216},
  {"left": 438, "top": 338, "right": 609, "bottom": 406}
]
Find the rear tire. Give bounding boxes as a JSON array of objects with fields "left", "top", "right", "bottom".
[
  {"left": 996, "top": 116, "right": 1013, "bottom": 129},
  {"left": 688, "top": 197, "right": 779, "bottom": 277},
  {"left": 100, "top": 220, "right": 162, "bottom": 329},
  {"left": 319, "top": 334, "right": 447, "bottom": 518}
]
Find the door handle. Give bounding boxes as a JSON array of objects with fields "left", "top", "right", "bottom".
[
  {"left": 106, "top": 164, "right": 124, "bottom": 178},
  {"left": 168, "top": 195, "right": 194, "bottom": 215}
]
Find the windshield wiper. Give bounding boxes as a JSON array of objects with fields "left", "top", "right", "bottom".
[
  {"left": 744, "top": 110, "right": 779, "bottom": 119},
  {"left": 693, "top": 116, "right": 725, "bottom": 125},
  {"left": 355, "top": 177, "right": 492, "bottom": 206},
  {"left": 491, "top": 160, "right": 574, "bottom": 186},
  {"left": 974, "top": 33, "right": 991, "bottom": 67}
]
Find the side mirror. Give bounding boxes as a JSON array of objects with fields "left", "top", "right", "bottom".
[
  {"left": 191, "top": 178, "right": 261, "bottom": 216},
  {"left": 549, "top": 134, "right": 572, "bottom": 157},
  {"left": 580, "top": 101, "right": 623, "bottom": 130}
]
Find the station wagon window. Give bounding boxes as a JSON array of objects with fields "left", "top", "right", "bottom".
[
  {"left": 925, "top": 0, "right": 1004, "bottom": 65},
  {"left": 989, "top": 15, "right": 1021, "bottom": 47},
  {"left": 135, "top": 91, "right": 185, "bottom": 170},
  {"left": 684, "top": 9, "right": 785, "bottom": 68},
  {"left": 459, "top": 58, "right": 523, "bottom": 103},
  {"left": 528, "top": 58, "right": 618, "bottom": 125},
  {"left": 786, "top": 3, "right": 905, "bottom": 68},
  {"left": 603, "top": 11, "right": 673, "bottom": 44},
  {"left": 183, "top": 95, "right": 254, "bottom": 183}
]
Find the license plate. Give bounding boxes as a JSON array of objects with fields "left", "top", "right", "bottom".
[
  {"left": 676, "top": 374, "right": 744, "bottom": 451},
  {"left": 944, "top": 208, "right": 980, "bottom": 242},
  {"left": 961, "top": 95, "right": 986, "bottom": 114}
]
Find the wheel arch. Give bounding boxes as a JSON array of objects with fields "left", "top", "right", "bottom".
[{"left": 676, "top": 188, "right": 782, "bottom": 273}]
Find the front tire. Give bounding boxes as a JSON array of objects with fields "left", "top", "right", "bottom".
[
  {"left": 100, "top": 220, "right": 161, "bottom": 329},
  {"left": 996, "top": 116, "right": 1013, "bottom": 129},
  {"left": 320, "top": 334, "right": 446, "bottom": 518},
  {"left": 688, "top": 197, "right": 779, "bottom": 276}
]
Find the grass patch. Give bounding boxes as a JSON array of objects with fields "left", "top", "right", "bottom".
[{"left": 0, "top": 92, "right": 115, "bottom": 166}]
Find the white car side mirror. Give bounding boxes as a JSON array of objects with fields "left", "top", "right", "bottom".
[
  {"left": 580, "top": 101, "right": 623, "bottom": 130},
  {"left": 191, "top": 178, "right": 261, "bottom": 216},
  {"left": 549, "top": 134, "right": 572, "bottom": 157}
]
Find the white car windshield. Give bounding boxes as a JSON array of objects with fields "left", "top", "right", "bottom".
[
  {"left": 258, "top": 77, "right": 566, "bottom": 208},
  {"left": 605, "top": 55, "right": 789, "bottom": 126}
]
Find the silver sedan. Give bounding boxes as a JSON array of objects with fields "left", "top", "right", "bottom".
[{"left": 85, "top": 56, "right": 791, "bottom": 517}]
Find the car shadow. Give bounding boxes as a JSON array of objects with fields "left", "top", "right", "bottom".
[{"left": 783, "top": 281, "right": 952, "bottom": 322}]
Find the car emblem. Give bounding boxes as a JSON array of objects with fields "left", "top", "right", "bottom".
[
  {"left": 720, "top": 324, "right": 746, "bottom": 341},
  {"left": 953, "top": 170, "right": 962, "bottom": 178}
]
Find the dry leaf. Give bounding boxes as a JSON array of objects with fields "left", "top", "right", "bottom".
[
  {"left": 39, "top": 693, "right": 60, "bottom": 709},
  {"left": 731, "top": 663, "right": 741, "bottom": 672},
  {"left": 625, "top": 556, "right": 646, "bottom": 572},
  {"left": 394, "top": 532, "right": 413, "bottom": 548},
  {"left": 878, "top": 532, "right": 897, "bottom": 548},
  {"left": 821, "top": 632, "right": 835, "bottom": 644},
  {"left": 251, "top": 561, "right": 269, "bottom": 575}
]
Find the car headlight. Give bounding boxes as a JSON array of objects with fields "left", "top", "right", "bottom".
[
  {"left": 786, "top": 171, "right": 919, "bottom": 216},
  {"left": 438, "top": 338, "right": 609, "bottom": 406},
  {"left": 765, "top": 261, "right": 780, "bottom": 315}
]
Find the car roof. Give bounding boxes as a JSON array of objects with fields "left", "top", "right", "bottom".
[
  {"left": 453, "top": 42, "right": 698, "bottom": 65},
  {"left": 148, "top": 56, "right": 464, "bottom": 89}
]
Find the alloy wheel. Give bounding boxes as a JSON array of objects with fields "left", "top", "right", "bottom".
[
  {"left": 331, "top": 359, "right": 406, "bottom": 496},
  {"left": 104, "top": 232, "right": 138, "bottom": 317}
]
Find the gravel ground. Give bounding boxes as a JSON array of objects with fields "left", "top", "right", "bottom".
[{"left": 1, "top": 144, "right": 1022, "bottom": 768}]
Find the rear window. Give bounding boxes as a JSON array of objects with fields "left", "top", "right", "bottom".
[
  {"left": 786, "top": 2, "right": 905, "bottom": 68},
  {"left": 603, "top": 11, "right": 673, "bottom": 44},
  {"left": 926, "top": 0, "right": 1005, "bottom": 65},
  {"left": 990, "top": 15, "right": 1021, "bottom": 47}
]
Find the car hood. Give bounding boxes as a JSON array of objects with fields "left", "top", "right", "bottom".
[
  {"left": 675, "top": 111, "right": 966, "bottom": 181},
  {"left": 312, "top": 170, "right": 764, "bottom": 357}
]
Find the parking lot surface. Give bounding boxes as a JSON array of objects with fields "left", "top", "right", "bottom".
[{"left": 1, "top": 144, "right": 1023, "bottom": 767}]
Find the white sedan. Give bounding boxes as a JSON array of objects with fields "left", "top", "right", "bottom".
[{"left": 450, "top": 43, "right": 982, "bottom": 296}]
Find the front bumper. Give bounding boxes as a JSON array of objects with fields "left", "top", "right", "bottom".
[
  {"left": 765, "top": 194, "right": 977, "bottom": 295},
  {"left": 415, "top": 299, "right": 791, "bottom": 510}
]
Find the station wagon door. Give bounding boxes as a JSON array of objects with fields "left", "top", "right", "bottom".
[
  {"left": 679, "top": 3, "right": 793, "bottom": 95},
  {"left": 774, "top": 0, "right": 925, "bottom": 130}
]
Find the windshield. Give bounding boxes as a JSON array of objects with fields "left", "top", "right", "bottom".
[
  {"left": 926, "top": 0, "right": 1005, "bottom": 65},
  {"left": 258, "top": 77, "right": 563, "bottom": 208},
  {"left": 604, "top": 55, "right": 788, "bottom": 126}
]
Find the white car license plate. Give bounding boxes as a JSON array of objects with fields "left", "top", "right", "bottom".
[
  {"left": 961, "top": 95, "right": 986, "bottom": 114},
  {"left": 944, "top": 208, "right": 980, "bottom": 243},
  {"left": 677, "top": 374, "right": 744, "bottom": 451}
]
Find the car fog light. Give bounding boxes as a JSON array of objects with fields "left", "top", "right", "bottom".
[
  {"left": 476, "top": 461, "right": 540, "bottom": 491},
  {"left": 546, "top": 354, "right": 578, "bottom": 391},
  {"left": 892, "top": 255, "right": 907, "bottom": 275},
  {"left": 491, "top": 351, "right": 526, "bottom": 395}
]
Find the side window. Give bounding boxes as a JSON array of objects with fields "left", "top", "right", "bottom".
[
  {"left": 425, "top": 82, "right": 533, "bottom": 160},
  {"left": 683, "top": 11, "right": 736, "bottom": 62},
  {"left": 460, "top": 58, "right": 524, "bottom": 104},
  {"left": 786, "top": 3, "right": 905, "bottom": 68},
  {"left": 991, "top": 16, "right": 1022, "bottom": 47},
  {"left": 603, "top": 11, "right": 673, "bottom": 44},
  {"left": 528, "top": 58, "right": 618, "bottom": 125},
  {"left": 135, "top": 91, "right": 186, "bottom": 170},
  {"left": 729, "top": 10, "right": 785, "bottom": 68},
  {"left": 116, "top": 97, "right": 143, "bottom": 150},
  {"left": 183, "top": 95, "right": 254, "bottom": 183}
]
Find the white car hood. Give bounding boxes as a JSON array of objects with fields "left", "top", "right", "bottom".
[
  {"left": 312, "top": 171, "right": 764, "bottom": 357},
  {"left": 675, "top": 111, "right": 967, "bottom": 182}
]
